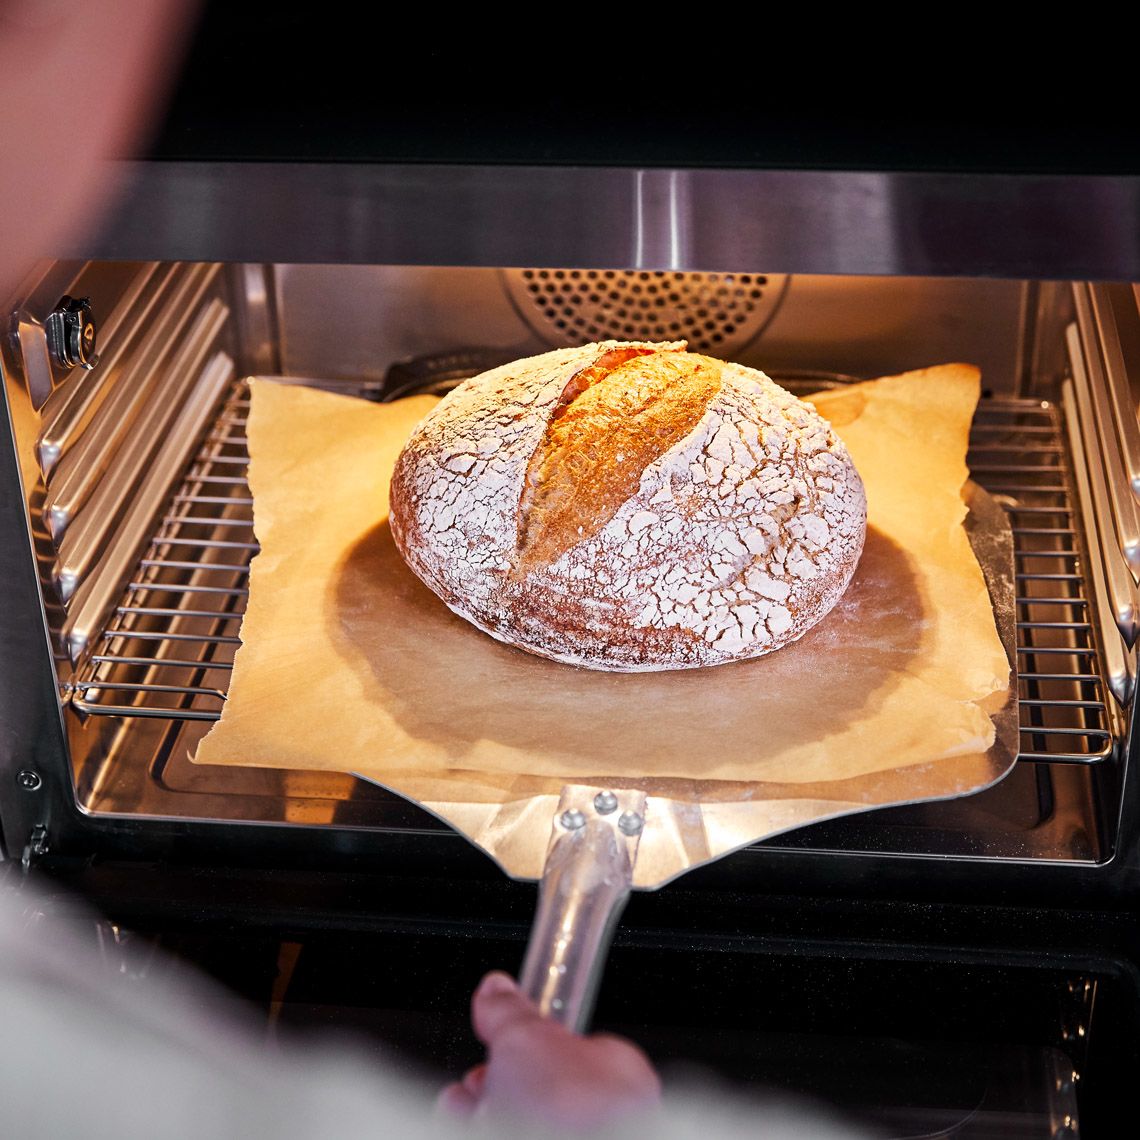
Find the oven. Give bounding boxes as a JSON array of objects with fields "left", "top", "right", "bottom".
[{"left": 4, "top": 24, "right": 1140, "bottom": 1138}]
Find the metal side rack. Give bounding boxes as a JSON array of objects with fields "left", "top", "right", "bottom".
[
  {"left": 967, "top": 398, "right": 1116, "bottom": 767},
  {"left": 71, "top": 376, "right": 254, "bottom": 721}
]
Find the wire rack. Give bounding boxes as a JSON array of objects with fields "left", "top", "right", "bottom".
[
  {"left": 72, "top": 378, "right": 254, "bottom": 721},
  {"left": 968, "top": 399, "right": 1113, "bottom": 764},
  {"left": 70, "top": 384, "right": 1116, "bottom": 766}
]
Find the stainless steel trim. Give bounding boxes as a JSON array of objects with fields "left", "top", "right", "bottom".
[
  {"left": 1067, "top": 321, "right": 1140, "bottom": 647},
  {"left": 1087, "top": 285, "right": 1140, "bottom": 502},
  {"left": 229, "top": 264, "right": 280, "bottom": 375},
  {"left": 43, "top": 267, "right": 220, "bottom": 540},
  {"left": 63, "top": 352, "right": 234, "bottom": 662},
  {"left": 36, "top": 263, "right": 189, "bottom": 478},
  {"left": 86, "top": 263, "right": 161, "bottom": 356},
  {"left": 1063, "top": 379, "right": 1136, "bottom": 705},
  {"left": 1071, "top": 291, "right": 1140, "bottom": 578},
  {"left": 53, "top": 297, "right": 230, "bottom": 602},
  {"left": 84, "top": 162, "right": 1140, "bottom": 278},
  {"left": 14, "top": 321, "right": 54, "bottom": 416}
]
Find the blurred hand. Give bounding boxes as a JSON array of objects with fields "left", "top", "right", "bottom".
[
  {"left": 439, "top": 971, "right": 661, "bottom": 1129},
  {"left": 0, "top": 0, "right": 198, "bottom": 298}
]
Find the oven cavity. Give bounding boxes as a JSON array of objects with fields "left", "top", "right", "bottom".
[{"left": 0, "top": 266, "right": 1132, "bottom": 869}]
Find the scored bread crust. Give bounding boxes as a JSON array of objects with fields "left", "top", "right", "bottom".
[{"left": 388, "top": 341, "right": 867, "bottom": 671}]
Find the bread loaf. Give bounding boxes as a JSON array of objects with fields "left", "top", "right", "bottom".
[{"left": 389, "top": 341, "right": 867, "bottom": 671}]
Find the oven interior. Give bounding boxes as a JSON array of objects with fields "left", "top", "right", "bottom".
[
  {"left": 6, "top": 262, "right": 1140, "bottom": 1138},
  {"left": 3, "top": 261, "right": 1132, "bottom": 867}
]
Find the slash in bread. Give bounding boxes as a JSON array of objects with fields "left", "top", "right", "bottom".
[{"left": 389, "top": 341, "right": 867, "bottom": 671}]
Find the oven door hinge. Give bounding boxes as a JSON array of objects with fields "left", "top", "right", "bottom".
[{"left": 20, "top": 824, "right": 50, "bottom": 871}]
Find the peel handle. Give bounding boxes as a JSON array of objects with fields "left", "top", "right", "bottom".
[{"left": 518, "top": 805, "right": 640, "bottom": 1033}]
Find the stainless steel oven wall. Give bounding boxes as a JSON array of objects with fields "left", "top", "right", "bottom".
[{"left": 274, "top": 266, "right": 1029, "bottom": 392}]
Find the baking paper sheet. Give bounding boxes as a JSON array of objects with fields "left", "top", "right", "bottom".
[{"left": 194, "top": 364, "right": 1016, "bottom": 885}]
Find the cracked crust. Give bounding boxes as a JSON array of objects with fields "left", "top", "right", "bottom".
[
  {"left": 517, "top": 345, "right": 722, "bottom": 572},
  {"left": 388, "top": 341, "right": 867, "bottom": 671}
]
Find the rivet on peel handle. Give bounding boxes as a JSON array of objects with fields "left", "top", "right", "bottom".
[
  {"left": 522, "top": 787, "right": 649, "bottom": 1032},
  {"left": 593, "top": 791, "right": 618, "bottom": 815},
  {"left": 618, "top": 810, "right": 644, "bottom": 836}
]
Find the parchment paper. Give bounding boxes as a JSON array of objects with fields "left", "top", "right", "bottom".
[{"left": 193, "top": 365, "right": 1016, "bottom": 884}]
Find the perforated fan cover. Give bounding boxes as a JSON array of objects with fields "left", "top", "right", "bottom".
[{"left": 501, "top": 269, "right": 788, "bottom": 357}]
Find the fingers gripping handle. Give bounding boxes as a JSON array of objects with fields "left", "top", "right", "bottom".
[{"left": 519, "top": 787, "right": 647, "bottom": 1033}]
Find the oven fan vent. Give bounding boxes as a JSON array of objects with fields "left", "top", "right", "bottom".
[{"left": 502, "top": 269, "right": 786, "bottom": 356}]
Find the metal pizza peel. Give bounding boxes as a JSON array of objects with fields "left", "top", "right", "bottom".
[
  {"left": 353, "top": 481, "right": 1018, "bottom": 1031},
  {"left": 195, "top": 373, "right": 1018, "bottom": 1033}
]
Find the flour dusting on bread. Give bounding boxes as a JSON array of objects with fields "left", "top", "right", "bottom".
[{"left": 389, "top": 341, "right": 867, "bottom": 671}]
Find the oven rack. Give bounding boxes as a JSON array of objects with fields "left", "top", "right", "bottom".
[{"left": 69, "top": 383, "right": 1115, "bottom": 768}]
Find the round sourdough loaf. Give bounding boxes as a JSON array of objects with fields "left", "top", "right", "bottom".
[{"left": 389, "top": 341, "right": 866, "bottom": 671}]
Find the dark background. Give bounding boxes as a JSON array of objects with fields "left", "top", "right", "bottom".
[{"left": 147, "top": 6, "right": 1140, "bottom": 173}]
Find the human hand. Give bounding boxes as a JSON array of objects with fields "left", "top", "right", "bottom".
[{"left": 439, "top": 971, "right": 661, "bottom": 1129}]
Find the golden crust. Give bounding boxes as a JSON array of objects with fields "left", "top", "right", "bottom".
[
  {"left": 517, "top": 346, "right": 724, "bottom": 572},
  {"left": 389, "top": 342, "right": 867, "bottom": 672}
]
